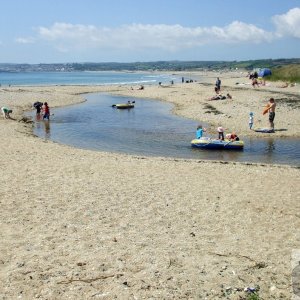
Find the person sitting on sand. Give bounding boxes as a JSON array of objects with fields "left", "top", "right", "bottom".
[
  {"left": 279, "top": 82, "right": 289, "bottom": 88},
  {"left": 209, "top": 95, "right": 221, "bottom": 101},
  {"left": 196, "top": 125, "right": 206, "bottom": 139},
  {"left": 1, "top": 107, "right": 13, "bottom": 119},
  {"left": 226, "top": 93, "right": 232, "bottom": 99},
  {"left": 138, "top": 85, "right": 144, "bottom": 90},
  {"left": 209, "top": 94, "right": 226, "bottom": 101}
]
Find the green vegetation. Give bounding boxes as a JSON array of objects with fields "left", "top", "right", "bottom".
[
  {"left": 267, "top": 64, "right": 300, "bottom": 83},
  {"left": 245, "top": 292, "right": 261, "bottom": 300},
  {"left": 231, "top": 58, "right": 300, "bottom": 70},
  {"left": 70, "top": 58, "right": 300, "bottom": 73}
]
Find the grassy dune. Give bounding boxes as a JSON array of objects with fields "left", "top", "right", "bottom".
[{"left": 267, "top": 64, "right": 300, "bottom": 83}]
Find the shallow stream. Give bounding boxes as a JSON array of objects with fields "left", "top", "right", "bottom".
[{"left": 33, "top": 93, "right": 300, "bottom": 166}]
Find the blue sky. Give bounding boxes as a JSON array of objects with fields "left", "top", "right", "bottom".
[{"left": 1, "top": 0, "right": 299, "bottom": 63}]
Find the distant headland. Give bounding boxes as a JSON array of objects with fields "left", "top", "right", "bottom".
[{"left": 1, "top": 58, "right": 299, "bottom": 82}]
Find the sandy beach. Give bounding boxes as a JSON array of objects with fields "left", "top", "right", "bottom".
[{"left": 0, "top": 72, "right": 300, "bottom": 299}]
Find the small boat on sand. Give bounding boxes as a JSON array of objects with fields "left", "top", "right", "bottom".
[
  {"left": 254, "top": 128, "right": 274, "bottom": 133},
  {"left": 191, "top": 137, "right": 244, "bottom": 150}
]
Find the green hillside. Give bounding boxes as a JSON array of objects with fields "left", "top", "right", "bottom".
[{"left": 268, "top": 64, "right": 300, "bottom": 83}]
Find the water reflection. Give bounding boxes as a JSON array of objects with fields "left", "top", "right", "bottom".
[
  {"left": 35, "top": 119, "right": 51, "bottom": 139},
  {"left": 36, "top": 113, "right": 42, "bottom": 121},
  {"left": 266, "top": 139, "right": 275, "bottom": 153},
  {"left": 44, "top": 120, "right": 51, "bottom": 138}
]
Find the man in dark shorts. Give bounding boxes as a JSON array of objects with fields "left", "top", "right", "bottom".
[
  {"left": 267, "top": 98, "right": 276, "bottom": 130},
  {"left": 215, "top": 77, "right": 221, "bottom": 93}
]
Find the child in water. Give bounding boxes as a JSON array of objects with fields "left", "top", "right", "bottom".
[
  {"left": 249, "top": 112, "right": 254, "bottom": 129},
  {"left": 42, "top": 102, "right": 50, "bottom": 120},
  {"left": 196, "top": 125, "right": 206, "bottom": 139}
]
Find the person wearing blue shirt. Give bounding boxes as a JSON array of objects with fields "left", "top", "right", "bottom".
[{"left": 196, "top": 125, "right": 206, "bottom": 139}]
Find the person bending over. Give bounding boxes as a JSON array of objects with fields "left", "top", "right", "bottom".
[{"left": 1, "top": 107, "right": 12, "bottom": 119}]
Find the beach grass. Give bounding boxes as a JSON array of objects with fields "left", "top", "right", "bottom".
[{"left": 267, "top": 64, "right": 300, "bottom": 83}]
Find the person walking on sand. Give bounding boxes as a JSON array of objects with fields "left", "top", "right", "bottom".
[
  {"left": 42, "top": 102, "right": 50, "bottom": 120},
  {"left": 267, "top": 98, "right": 276, "bottom": 130}
]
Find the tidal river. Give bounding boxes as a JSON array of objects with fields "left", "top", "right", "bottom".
[{"left": 33, "top": 93, "right": 300, "bottom": 167}]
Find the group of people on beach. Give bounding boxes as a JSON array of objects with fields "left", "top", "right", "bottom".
[
  {"left": 33, "top": 101, "right": 50, "bottom": 120},
  {"left": 196, "top": 125, "right": 239, "bottom": 141},
  {"left": 1, "top": 101, "right": 50, "bottom": 121},
  {"left": 196, "top": 76, "right": 278, "bottom": 141},
  {"left": 248, "top": 98, "right": 276, "bottom": 130},
  {"left": 208, "top": 77, "right": 232, "bottom": 101}
]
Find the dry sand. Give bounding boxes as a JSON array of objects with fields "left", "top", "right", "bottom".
[{"left": 0, "top": 72, "right": 300, "bottom": 299}]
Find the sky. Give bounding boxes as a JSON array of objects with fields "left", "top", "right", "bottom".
[{"left": 0, "top": 0, "right": 300, "bottom": 63}]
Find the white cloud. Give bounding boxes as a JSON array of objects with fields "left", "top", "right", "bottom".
[
  {"left": 15, "top": 8, "right": 299, "bottom": 55},
  {"left": 35, "top": 21, "right": 273, "bottom": 53},
  {"left": 220, "top": 21, "right": 273, "bottom": 43},
  {"left": 273, "top": 7, "right": 300, "bottom": 38},
  {"left": 15, "top": 37, "right": 35, "bottom": 44}
]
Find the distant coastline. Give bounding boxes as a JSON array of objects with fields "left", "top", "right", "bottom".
[{"left": 1, "top": 58, "right": 300, "bottom": 73}]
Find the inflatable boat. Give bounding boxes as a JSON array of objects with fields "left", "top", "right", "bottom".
[
  {"left": 254, "top": 128, "right": 274, "bottom": 133},
  {"left": 191, "top": 137, "right": 244, "bottom": 150},
  {"left": 112, "top": 102, "right": 135, "bottom": 109}
]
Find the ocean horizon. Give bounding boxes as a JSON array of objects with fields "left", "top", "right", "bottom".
[{"left": 0, "top": 71, "right": 178, "bottom": 86}]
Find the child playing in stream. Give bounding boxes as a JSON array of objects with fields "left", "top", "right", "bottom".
[{"left": 196, "top": 125, "right": 206, "bottom": 139}]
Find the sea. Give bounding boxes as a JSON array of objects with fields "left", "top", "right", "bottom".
[{"left": 0, "top": 71, "right": 178, "bottom": 86}]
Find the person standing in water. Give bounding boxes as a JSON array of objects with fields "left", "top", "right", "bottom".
[{"left": 42, "top": 102, "right": 50, "bottom": 120}]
